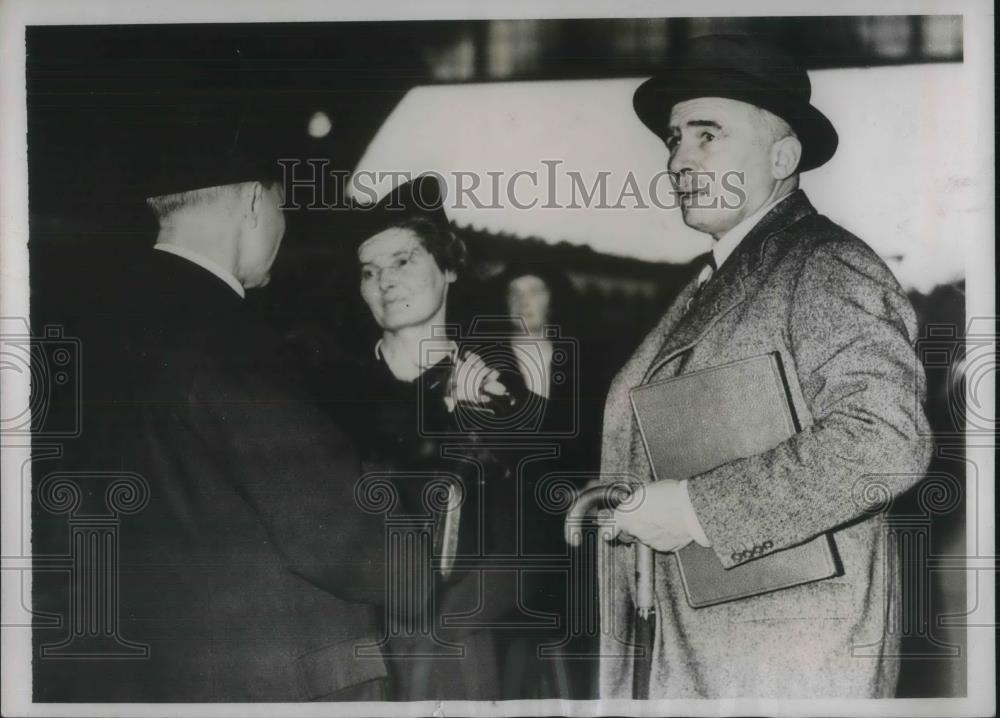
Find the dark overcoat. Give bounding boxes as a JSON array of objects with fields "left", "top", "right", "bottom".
[{"left": 34, "top": 249, "right": 394, "bottom": 701}]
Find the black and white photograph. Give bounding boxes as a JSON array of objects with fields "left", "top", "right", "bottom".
[{"left": 0, "top": 1, "right": 994, "bottom": 716}]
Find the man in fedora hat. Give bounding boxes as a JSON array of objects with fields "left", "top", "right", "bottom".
[
  {"left": 595, "top": 35, "right": 932, "bottom": 697},
  {"left": 33, "top": 102, "right": 402, "bottom": 701}
]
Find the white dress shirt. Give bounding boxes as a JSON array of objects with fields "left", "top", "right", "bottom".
[{"left": 153, "top": 243, "right": 246, "bottom": 299}]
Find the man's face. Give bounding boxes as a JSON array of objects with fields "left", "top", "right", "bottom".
[
  {"left": 358, "top": 228, "right": 456, "bottom": 332},
  {"left": 239, "top": 183, "right": 286, "bottom": 289},
  {"left": 666, "top": 97, "right": 778, "bottom": 238}
]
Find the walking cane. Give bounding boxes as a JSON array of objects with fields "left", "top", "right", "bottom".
[{"left": 565, "top": 484, "right": 655, "bottom": 699}]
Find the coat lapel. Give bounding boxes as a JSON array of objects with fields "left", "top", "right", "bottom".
[
  {"left": 643, "top": 266, "right": 747, "bottom": 381},
  {"left": 642, "top": 190, "right": 817, "bottom": 382},
  {"left": 599, "top": 271, "right": 701, "bottom": 480}
]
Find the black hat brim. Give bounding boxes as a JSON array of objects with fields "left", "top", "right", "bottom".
[
  {"left": 353, "top": 174, "right": 451, "bottom": 248},
  {"left": 633, "top": 69, "right": 838, "bottom": 172}
]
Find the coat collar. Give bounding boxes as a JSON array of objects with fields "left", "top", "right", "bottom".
[
  {"left": 642, "top": 190, "right": 817, "bottom": 380},
  {"left": 730, "top": 189, "right": 816, "bottom": 279},
  {"left": 149, "top": 247, "right": 246, "bottom": 312}
]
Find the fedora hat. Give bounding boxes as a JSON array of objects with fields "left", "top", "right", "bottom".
[
  {"left": 142, "top": 101, "right": 284, "bottom": 199},
  {"left": 633, "top": 34, "right": 838, "bottom": 172}
]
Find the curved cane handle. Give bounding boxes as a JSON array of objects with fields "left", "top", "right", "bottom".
[
  {"left": 563, "top": 484, "right": 630, "bottom": 547},
  {"left": 563, "top": 483, "right": 656, "bottom": 615}
]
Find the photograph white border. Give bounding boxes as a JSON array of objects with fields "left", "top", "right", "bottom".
[{"left": 1, "top": 1, "right": 993, "bottom": 716}]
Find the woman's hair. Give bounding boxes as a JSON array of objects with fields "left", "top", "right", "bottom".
[
  {"left": 495, "top": 260, "right": 577, "bottom": 325},
  {"left": 381, "top": 214, "right": 468, "bottom": 276}
]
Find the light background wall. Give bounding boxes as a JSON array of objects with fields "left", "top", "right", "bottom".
[{"left": 351, "top": 63, "right": 978, "bottom": 294}]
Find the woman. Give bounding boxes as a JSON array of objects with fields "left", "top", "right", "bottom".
[{"left": 346, "top": 176, "right": 523, "bottom": 701}]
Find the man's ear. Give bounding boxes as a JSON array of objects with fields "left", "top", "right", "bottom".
[
  {"left": 444, "top": 269, "right": 457, "bottom": 285},
  {"left": 771, "top": 136, "right": 802, "bottom": 180}
]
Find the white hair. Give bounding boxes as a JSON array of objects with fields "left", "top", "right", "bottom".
[
  {"left": 746, "top": 104, "right": 797, "bottom": 148},
  {"left": 145, "top": 179, "right": 279, "bottom": 220},
  {"left": 145, "top": 184, "right": 236, "bottom": 220}
]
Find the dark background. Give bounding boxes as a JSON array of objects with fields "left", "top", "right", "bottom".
[{"left": 27, "top": 18, "right": 967, "bottom": 698}]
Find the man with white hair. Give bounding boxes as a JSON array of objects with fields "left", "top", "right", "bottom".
[
  {"left": 145, "top": 179, "right": 286, "bottom": 292},
  {"left": 595, "top": 35, "right": 933, "bottom": 698},
  {"left": 34, "top": 108, "right": 397, "bottom": 702}
]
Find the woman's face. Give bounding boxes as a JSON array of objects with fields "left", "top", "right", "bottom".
[
  {"left": 506, "top": 274, "right": 552, "bottom": 332},
  {"left": 358, "top": 227, "right": 456, "bottom": 332}
]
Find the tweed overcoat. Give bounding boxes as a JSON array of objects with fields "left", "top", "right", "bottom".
[{"left": 597, "top": 190, "right": 933, "bottom": 698}]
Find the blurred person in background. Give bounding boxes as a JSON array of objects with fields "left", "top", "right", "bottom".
[{"left": 499, "top": 262, "right": 604, "bottom": 463}]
